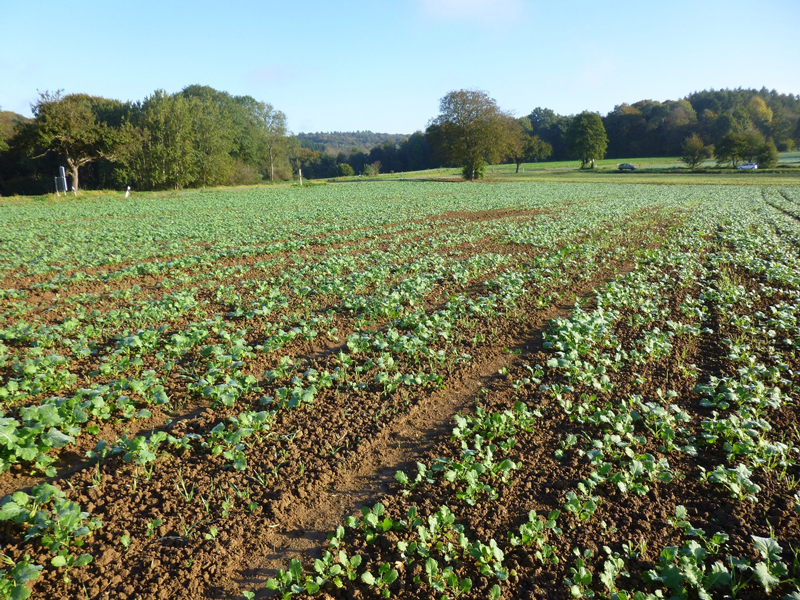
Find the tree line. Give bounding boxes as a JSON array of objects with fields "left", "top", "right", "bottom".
[
  {"left": 1, "top": 85, "right": 798, "bottom": 193},
  {"left": 297, "top": 132, "right": 405, "bottom": 154},
  {"left": 290, "top": 86, "right": 800, "bottom": 181},
  {"left": 0, "top": 85, "right": 294, "bottom": 194}
]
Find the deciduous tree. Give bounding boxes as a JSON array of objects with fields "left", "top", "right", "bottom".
[
  {"left": 30, "top": 91, "right": 120, "bottom": 191},
  {"left": 680, "top": 134, "right": 712, "bottom": 169},
  {"left": 426, "top": 89, "right": 512, "bottom": 181},
  {"left": 254, "top": 102, "right": 289, "bottom": 182},
  {"left": 506, "top": 117, "right": 552, "bottom": 172},
  {"left": 118, "top": 90, "right": 198, "bottom": 190},
  {"left": 566, "top": 112, "right": 607, "bottom": 168}
]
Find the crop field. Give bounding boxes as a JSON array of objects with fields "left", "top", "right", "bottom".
[{"left": 3, "top": 180, "right": 800, "bottom": 600}]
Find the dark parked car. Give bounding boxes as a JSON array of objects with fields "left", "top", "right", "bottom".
[{"left": 618, "top": 163, "right": 636, "bottom": 171}]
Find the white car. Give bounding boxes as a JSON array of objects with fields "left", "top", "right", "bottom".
[{"left": 737, "top": 163, "right": 758, "bottom": 170}]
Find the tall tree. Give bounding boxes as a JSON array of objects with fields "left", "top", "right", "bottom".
[
  {"left": 180, "top": 86, "right": 236, "bottom": 186},
  {"left": 397, "top": 131, "right": 435, "bottom": 171},
  {"left": 119, "top": 90, "right": 198, "bottom": 190},
  {"left": 254, "top": 102, "right": 289, "bottom": 182},
  {"left": 506, "top": 117, "right": 552, "bottom": 173},
  {"left": 715, "top": 131, "right": 748, "bottom": 167},
  {"left": 680, "top": 134, "right": 712, "bottom": 169},
  {"left": 566, "top": 112, "right": 608, "bottom": 168},
  {"left": 29, "top": 91, "right": 120, "bottom": 191},
  {"left": 426, "top": 89, "right": 512, "bottom": 180},
  {"left": 526, "top": 107, "right": 571, "bottom": 159}
]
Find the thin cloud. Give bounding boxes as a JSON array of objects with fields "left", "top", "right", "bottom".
[{"left": 417, "top": 0, "right": 525, "bottom": 26}]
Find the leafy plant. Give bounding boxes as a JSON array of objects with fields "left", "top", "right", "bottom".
[{"left": 361, "top": 562, "right": 398, "bottom": 597}]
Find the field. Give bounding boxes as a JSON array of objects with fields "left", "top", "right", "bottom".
[
  {"left": 328, "top": 152, "right": 800, "bottom": 185},
  {"left": 3, "top": 179, "right": 800, "bottom": 600}
]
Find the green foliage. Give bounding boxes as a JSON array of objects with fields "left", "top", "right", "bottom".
[
  {"left": 361, "top": 562, "right": 398, "bottom": 597},
  {"left": 566, "top": 112, "right": 608, "bottom": 168},
  {"left": 461, "top": 159, "right": 486, "bottom": 181},
  {"left": 336, "top": 163, "right": 354, "bottom": 177},
  {"left": 715, "top": 129, "right": 771, "bottom": 167},
  {"left": 29, "top": 91, "right": 122, "bottom": 191},
  {"left": 427, "top": 89, "right": 514, "bottom": 180},
  {"left": 363, "top": 161, "right": 381, "bottom": 177},
  {"left": 505, "top": 118, "right": 552, "bottom": 171},
  {"left": 681, "top": 134, "right": 712, "bottom": 169},
  {"left": 756, "top": 138, "right": 779, "bottom": 168},
  {"left": 0, "top": 555, "right": 42, "bottom": 600},
  {"left": 0, "top": 482, "right": 100, "bottom": 574}
]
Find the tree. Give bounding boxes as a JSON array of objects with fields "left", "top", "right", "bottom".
[
  {"left": 566, "top": 112, "right": 607, "bottom": 168},
  {"left": 715, "top": 129, "right": 768, "bottom": 167},
  {"left": 505, "top": 118, "right": 529, "bottom": 173},
  {"left": 426, "top": 89, "right": 513, "bottom": 181},
  {"left": 715, "top": 131, "right": 748, "bottom": 167},
  {"left": 506, "top": 118, "right": 552, "bottom": 172},
  {"left": 397, "top": 131, "right": 435, "bottom": 171},
  {"left": 527, "top": 107, "right": 571, "bottom": 160},
  {"left": 680, "top": 134, "right": 712, "bottom": 169},
  {"left": 747, "top": 96, "right": 773, "bottom": 135},
  {"left": 756, "top": 138, "right": 779, "bottom": 168},
  {"left": 30, "top": 91, "right": 120, "bottom": 191},
  {"left": 0, "top": 110, "right": 28, "bottom": 153},
  {"left": 794, "top": 117, "right": 800, "bottom": 149},
  {"left": 179, "top": 85, "right": 236, "bottom": 187},
  {"left": 254, "top": 102, "right": 288, "bottom": 182},
  {"left": 118, "top": 90, "right": 198, "bottom": 190},
  {"left": 363, "top": 161, "right": 381, "bottom": 177}
]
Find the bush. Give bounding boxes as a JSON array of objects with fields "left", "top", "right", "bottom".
[
  {"left": 756, "top": 139, "right": 779, "bottom": 169},
  {"left": 336, "top": 163, "right": 354, "bottom": 177},
  {"left": 363, "top": 161, "right": 381, "bottom": 177},
  {"left": 227, "top": 160, "right": 263, "bottom": 186},
  {"left": 462, "top": 159, "right": 486, "bottom": 180}
]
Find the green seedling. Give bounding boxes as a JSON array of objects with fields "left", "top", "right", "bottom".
[
  {"left": 564, "top": 492, "right": 599, "bottom": 522},
  {"left": 346, "top": 503, "right": 395, "bottom": 543},
  {"left": 361, "top": 562, "right": 398, "bottom": 598},
  {"left": 565, "top": 548, "right": 594, "bottom": 598},
  {"left": 0, "top": 554, "right": 42, "bottom": 600},
  {"left": 509, "top": 509, "right": 562, "bottom": 564},
  {"left": 146, "top": 518, "right": 163, "bottom": 538}
]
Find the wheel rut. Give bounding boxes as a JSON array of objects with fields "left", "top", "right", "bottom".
[{"left": 225, "top": 261, "right": 635, "bottom": 595}]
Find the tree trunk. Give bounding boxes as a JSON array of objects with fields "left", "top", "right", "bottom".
[
  {"left": 515, "top": 162, "right": 521, "bottom": 173},
  {"left": 69, "top": 163, "right": 79, "bottom": 192},
  {"left": 269, "top": 145, "right": 274, "bottom": 183}
]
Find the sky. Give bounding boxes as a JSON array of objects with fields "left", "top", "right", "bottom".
[{"left": 2, "top": 0, "right": 799, "bottom": 134}]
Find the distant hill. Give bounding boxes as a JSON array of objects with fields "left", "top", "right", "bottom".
[
  {"left": 0, "top": 111, "right": 28, "bottom": 149},
  {"left": 297, "top": 131, "right": 407, "bottom": 154}
]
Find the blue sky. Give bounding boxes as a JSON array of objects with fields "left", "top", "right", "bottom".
[{"left": 2, "top": 0, "right": 798, "bottom": 134}]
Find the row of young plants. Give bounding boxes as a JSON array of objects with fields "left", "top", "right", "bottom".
[
  {"left": 0, "top": 253, "right": 515, "bottom": 482},
  {"left": 250, "top": 192, "right": 800, "bottom": 599},
  {"left": 0, "top": 481, "right": 101, "bottom": 597},
  {"left": 74, "top": 213, "right": 643, "bottom": 482},
  {"left": 240, "top": 219, "right": 687, "bottom": 596},
  {"left": 0, "top": 197, "right": 663, "bottom": 485},
  {"left": 0, "top": 188, "right": 674, "bottom": 597},
  {"left": 0, "top": 182, "right": 780, "bottom": 599}
]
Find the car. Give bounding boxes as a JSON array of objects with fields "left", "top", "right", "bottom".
[
  {"left": 737, "top": 163, "right": 758, "bottom": 170},
  {"left": 618, "top": 163, "right": 636, "bottom": 171}
]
